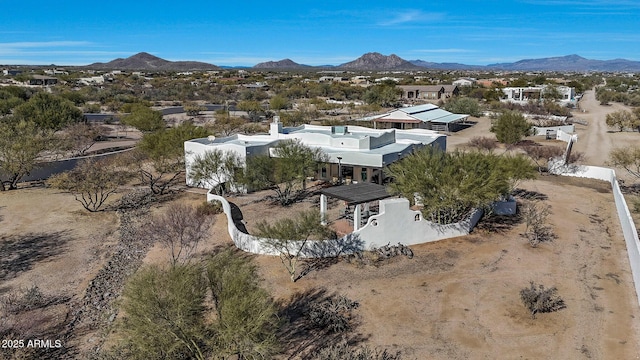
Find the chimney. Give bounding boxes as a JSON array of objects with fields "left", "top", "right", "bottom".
[{"left": 270, "top": 116, "right": 283, "bottom": 137}]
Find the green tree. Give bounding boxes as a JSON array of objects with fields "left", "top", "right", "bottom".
[
  {"left": 255, "top": 209, "right": 333, "bottom": 282},
  {"left": 240, "top": 140, "right": 328, "bottom": 205},
  {"left": 13, "top": 92, "right": 84, "bottom": 131},
  {"left": 121, "top": 104, "right": 165, "bottom": 132},
  {"left": 605, "top": 110, "right": 634, "bottom": 132},
  {"left": 134, "top": 121, "right": 210, "bottom": 194},
  {"left": 490, "top": 111, "right": 531, "bottom": 145},
  {"left": 47, "top": 156, "right": 133, "bottom": 211},
  {"left": 205, "top": 248, "right": 281, "bottom": 357},
  {"left": 187, "top": 149, "right": 243, "bottom": 194},
  {"left": 443, "top": 97, "right": 483, "bottom": 117},
  {"left": 609, "top": 146, "right": 640, "bottom": 179},
  {"left": 542, "top": 85, "right": 563, "bottom": 101},
  {"left": 120, "top": 265, "right": 208, "bottom": 359},
  {"left": 363, "top": 83, "right": 401, "bottom": 107},
  {"left": 269, "top": 95, "right": 289, "bottom": 111},
  {"left": 115, "top": 250, "right": 280, "bottom": 360},
  {"left": 212, "top": 111, "right": 246, "bottom": 136},
  {"left": 0, "top": 87, "right": 26, "bottom": 115},
  {"left": 237, "top": 100, "right": 265, "bottom": 122},
  {"left": 386, "top": 147, "right": 534, "bottom": 224},
  {"left": 183, "top": 102, "right": 207, "bottom": 117},
  {"left": 0, "top": 118, "right": 52, "bottom": 190}
]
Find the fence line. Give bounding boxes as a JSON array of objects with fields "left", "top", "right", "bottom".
[{"left": 551, "top": 162, "right": 640, "bottom": 307}]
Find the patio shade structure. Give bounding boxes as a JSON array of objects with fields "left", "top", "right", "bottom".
[{"left": 319, "top": 182, "right": 393, "bottom": 231}]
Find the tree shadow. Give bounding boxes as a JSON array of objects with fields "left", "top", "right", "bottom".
[
  {"left": 512, "top": 188, "right": 548, "bottom": 201},
  {"left": 0, "top": 231, "right": 72, "bottom": 281},
  {"left": 476, "top": 212, "right": 523, "bottom": 234},
  {"left": 227, "top": 201, "right": 248, "bottom": 233},
  {"left": 277, "top": 287, "right": 369, "bottom": 360},
  {"left": 297, "top": 233, "right": 365, "bottom": 280}
]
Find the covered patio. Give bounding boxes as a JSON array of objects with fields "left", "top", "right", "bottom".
[{"left": 319, "top": 182, "right": 393, "bottom": 232}]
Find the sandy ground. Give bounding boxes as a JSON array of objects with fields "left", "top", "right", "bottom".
[{"left": 2, "top": 92, "right": 640, "bottom": 359}]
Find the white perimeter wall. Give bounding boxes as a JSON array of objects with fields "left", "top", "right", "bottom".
[
  {"left": 208, "top": 194, "right": 482, "bottom": 258},
  {"left": 532, "top": 125, "right": 575, "bottom": 136},
  {"left": 551, "top": 163, "right": 640, "bottom": 307}
]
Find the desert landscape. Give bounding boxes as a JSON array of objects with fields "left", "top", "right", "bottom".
[{"left": 1, "top": 89, "right": 640, "bottom": 359}]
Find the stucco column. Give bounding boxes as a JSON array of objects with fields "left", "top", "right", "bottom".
[
  {"left": 354, "top": 204, "right": 361, "bottom": 231},
  {"left": 320, "top": 194, "right": 327, "bottom": 225}
]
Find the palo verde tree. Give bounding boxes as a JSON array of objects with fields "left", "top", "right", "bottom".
[
  {"left": 240, "top": 139, "right": 328, "bottom": 206},
  {"left": 386, "top": 147, "right": 534, "bottom": 224},
  {"left": 363, "top": 82, "right": 401, "bottom": 107},
  {"left": 605, "top": 109, "right": 639, "bottom": 132},
  {"left": 187, "top": 149, "right": 243, "bottom": 194},
  {"left": 13, "top": 92, "right": 84, "bottom": 131},
  {"left": 609, "top": 146, "right": 640, "bottom": 179},
  {"left": 119, "top": 264, "right": 209, "bottom": 359},
  {"left": 490, "top": 110, "right": 532, "bottom": 145},
  {"left": 121, "top": 104, "right": 165, "bottom": 133},
  {"left": 134, "top": 121, "right": 210, "bottom": 194},
  {"left": 115, "top": 249, "right": 280, "bottom": 359},
  {"left": 443, "top": 97, "right": 483, "bottom": 117},
  {"left": 0, "top": 118, "right": 52, "bottom": 191},
  {"left": 255, "top": 209, "right": 334, "bottom": 282},
  {"left": 205, "top": 248, "right": 281, "bottom": 358},
  {"left": 47, "top": 156, "right": 133, "bottom": 212}
]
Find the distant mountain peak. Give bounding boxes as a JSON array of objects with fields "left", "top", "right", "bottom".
[
  {"left": 88, "top": 52, "right": 219, "bottom": 71},
  {"left": 339, "top": 52, "right": 420, "bottom": 70},
  {"left": 253, "top": 58, "right": 309, "bottom": 69}
]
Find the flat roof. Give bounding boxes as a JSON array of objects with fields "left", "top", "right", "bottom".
[{"left": 320, "top": 182, "right": 393, "bottom": 205}]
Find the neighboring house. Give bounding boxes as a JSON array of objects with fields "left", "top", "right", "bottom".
[
  {"left": 442, "top": 85, "right": 460, "bottom": 98},
  {"left": 453, "top": 78, "right": 475, "bottom": 87},
  {"left": 184, "top": 118, "right": 446, "bottom": 190},
  {"left": 2, "top": 69, "right": 23, "bottom": 76},
  {"left": 243, "top": 82, "right": 269, "bottom": 89},
  {"left": 371, "top": 104, "right": 469, "bottom": 132},
  {"left": 476, "top": 78, "right": 509, "bottom": 88},
  {"left": 501, "top": 85, "right": 576, "bottom": 105},
  {"left": 28, "top": 75, "right": 58, "bottom": 86},
  {"left": 78, "top": 76, "right": 105, "bottom": 86},
  {"left": 319, "top": 76, "right": 349, "bottom": 83},
  {"left": 398, "top": 85, "right": 444, "bottom": 100}
]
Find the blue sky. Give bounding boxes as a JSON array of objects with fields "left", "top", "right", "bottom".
[{"left": 2, "top": 0, "right": 640, "bottom": 67}]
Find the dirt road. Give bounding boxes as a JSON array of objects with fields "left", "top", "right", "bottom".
[{"left": 571, "top": 89, "right": 635, "bottom": 167}]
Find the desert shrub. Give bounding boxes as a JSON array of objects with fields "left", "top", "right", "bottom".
[
  {"left": 520, "top": 281, "right": 566, "bottom": 318},
  {"left": 0, "top": 285, "right": 46, "bottom": 313},
  {"left": 467, "top": 136, "right": 497, "bottom": 152},
  {"left": 308, "top": 295, "right": 359, "bottom": 333},
  {"left": 196, "top": 200, "right": 223, "bottom": 215},
  {"left": 314, "top": 342, "right": 402, "bottom": 360},
  {"left": 520, "top": 201, "right": 554, "bottom": 247}
]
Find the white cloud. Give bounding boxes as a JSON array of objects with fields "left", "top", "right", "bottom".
[{"left": 377, "top": 10, "right": 445, "bottom": 26}]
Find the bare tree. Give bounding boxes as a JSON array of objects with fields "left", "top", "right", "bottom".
[
  {"left": 140, "top": 203, "right": 214, "bottom": 266},
  {"left": 47, "top": 156, "right": 133, "bottom": 212},
  {"left": 520, "top": 201, "right": 554, "bottom": 247}
]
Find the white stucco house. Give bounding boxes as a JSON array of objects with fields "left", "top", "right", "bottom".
[
  {"left": 501, "top": 85, "right": 576, "bottom": 105},
  {"left": 184, "top": 118, "right": 446, "bottom": 191}
]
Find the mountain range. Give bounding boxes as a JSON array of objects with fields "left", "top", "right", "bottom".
[
  {"left": 86, "top": 52, "right": 640, "bottom": 72},
  {"left": 87, "top": 52, "right": 220, "bottom": 71}
]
